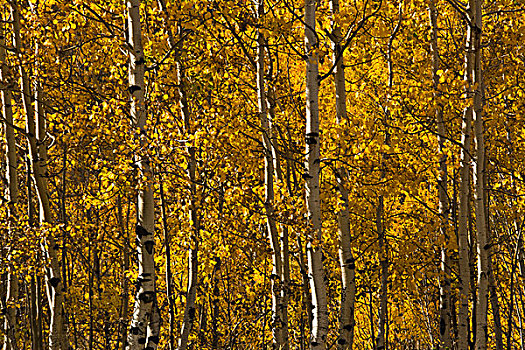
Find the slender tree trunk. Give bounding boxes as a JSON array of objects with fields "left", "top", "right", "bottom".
[
  {"left": 485, "top": 170, "right": 503, "bottom": 350},
  {"left": 160, "top": 182, "right": 175, "bottom": 350},
  {"left": 429, "top": 2, "right": 452, "bottom": 348},
  {"left": 176, "top": 57, "right": 200, "bottom": 350},
  {"left": 457, "top": 4, "right": 475, "bottom": 347},
  {"left": 126, "top": 0, "right": 158, "bottom": 348},
  {"left": 470, "top": 0, "right": 489, "bottom": 348},
  {"left": 1, "top": 14, "right": 19, "bottom": 350},
  {"left": 11, "top": 2, "right": 66, "bottom": 348},
  {"left": 27, "top": 158, "right": 43, "bottom": 350},
  {"left": 29, "top": 276, "right": 43, "bottom": 350},
  {"left": 117, "top": 195, "right": 130, "bottom": 350},
  {"left": 330, "top": 1, "right": 356, "bottom": 348},
  {"left": 256, "top": 2, "right": 286, "bottom": 348},
  {"left": 211, "top": 258, "right": 221, "bottom": 349},
  {"left": 155, "top": 2, "right": 199, "bottom": 347},
  {"left": 304, "top": 1, "right": 328, "bottom": 348},
  {"left": 375, "top": 11, "right": 401, "bottom": 349}
]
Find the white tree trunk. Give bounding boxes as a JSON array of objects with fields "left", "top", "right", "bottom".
[
  {"left": 11, "top": 2, "right": 66, "bottom": 349},
  {"left": 1, "top": 13, "right": 19, "bottom": 350},
  {"left": 176, "top": 63, "right": 199, "bottom": 350},
  {"left": 330, "top": 1, "right": 356, "bottom": 348},
  {"left": 471, "top": 0, "right": 489, "bottom": 348},
  {"left": 428, "top": 2, "right": 452, "bottom": 348},
  {"left": 256, "top": 2, "right": 287, "bottom": 348},
  {"left": 457, "top": 5, "right": 474, "bottom": 348},
  {"left": 126, "top": 0, "right": 158, "bottom": 349},
  {"left": 304, "top": 1, "right": 328, "bottom": 349}
]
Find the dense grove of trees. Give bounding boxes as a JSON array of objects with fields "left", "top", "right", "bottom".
[{"left": 1, "top": 0, "right": 525, "bottom": 349}]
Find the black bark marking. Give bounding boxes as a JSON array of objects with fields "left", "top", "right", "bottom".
[
  {"left": 138, "top": 337, "right": 147, "bottom": 344},
  {"left": 135, "top": 57, "right": 145, "bottom": 65},
  {"left": 305, "top": 136, "right": 317, "bottom": 145},
  {"left": 145, "top": 240, "right": 154, "bottom": 255},
  {"left": 148, "top": 335, "right": 160, "bottom": 344},
  {"left": 337, "top": 338, "right": 347, "bottom": 345},
  {"left": 136, "top": 224, "right": 149, "bottom": 238},
  {"left": 343, "top": 324, "right": 353, "bottom": 331},
  {"left": 128, "top": 85, "right": 141, "bottom": 94},
  {"left": 440, "top": 317, "right": 446, "bottom": 335},
  {"left": 49, "top": 277, "right": 61, "bottom": 288},
  {"left": 130, "top": 326, "right": 140, "bottom": 335},
  {"left": 138, "top": 291, "right": 155, "bottom": 303}
]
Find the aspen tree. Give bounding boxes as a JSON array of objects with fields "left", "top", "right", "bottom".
[
  {"left": 329, "top": 0, "right": 356, "bottom": 348},
  {"left": 470, "top": 0, "right": 489, "bottom": 348},
  {"left": 375, "top": 9, "right": 401, "bottom": 349},
  {"left": 1, "top": 13, "right": 18, "bottom": 350},
  {"left": 457, "top": 3, "right": 474, "bottom": 348},
  {"left": 304, "top": 0, "right": 328, "bottom": 348},
  {"left": 429, "top": 1, "right": 452, "bottom": 347},
  {"left": 11, "top": 1, "right": 67, "bottom": 348},
  {"left": 255, "top": 0, "right": 287, "bottom": 347},
  {"left": 126, "top": 0, "right": 158, "bottom": 348},
  {"left": 176, "top": 57, "right": 200, "bottom": 350},
  {"left": 156, "top": 0, "right": 200, "bottom": 346}
]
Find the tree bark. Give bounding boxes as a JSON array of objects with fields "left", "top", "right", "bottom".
[
  {"left": 126, "top": 0, "right": 158, "bottom": 348},
  {"left": 457, "top": 3, "right": 474, "bottom": 347},
  {"left": 176, "top": 55, "right": 199, "bottom": 350},
  {"left": 160, "top": 182, "right": 175, "bottom": 350},
  {"left": 1, "top": 12, "right": 19, "bottom": 350},
  {"left": 375, "top": 10, "right": 401, "bottom": 349},
  {"left": 330, "top": 1, "right": 356, "bottom": 348},
  {"left": 11, "top": 2, "right": 66, "bottom": 348},
  {"left": 304, "top": 1, "right": 328, "bottom": 349},
  {"left": 429, "top": 2, "right": 452, "bottom": 348},
  {"left": 470, "top": 0, "right": 489, "bottom": 348},
  {"left": 256, "top": 2, "right": 287, "bottom": 348}
]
